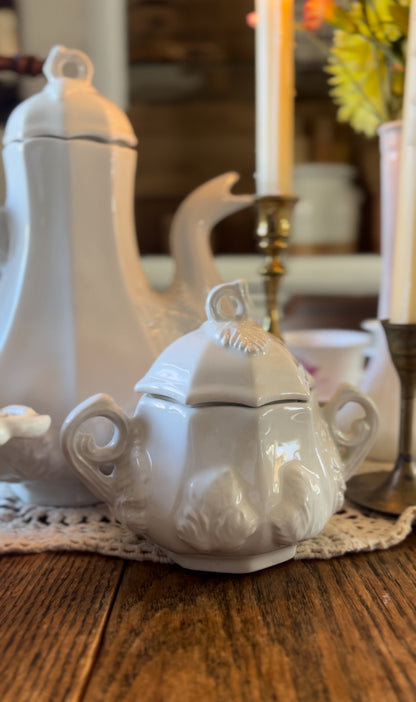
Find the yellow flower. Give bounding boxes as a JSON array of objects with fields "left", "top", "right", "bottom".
[
  {"left": 301, "top": 0, "right": 409, "bottom": 136},
  {"left": 348, "top": 0, "right": 402, "bottom": 43},
  {"left": 326, "top": 30, "right": 389, "bottom": 136}
]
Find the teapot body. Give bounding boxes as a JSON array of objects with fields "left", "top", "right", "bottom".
[
  {"left": 0, "top": 137, "right": 154, "bottom": 421},
  {"left": 0, "top": 135, "right": 157, "bottom": 505},
  {"left": 0, "top": 47, "right": 254, "bottom": 505}
]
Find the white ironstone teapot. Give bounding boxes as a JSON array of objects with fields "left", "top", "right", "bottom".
[
  {"left": 61, "top": 280, "right": 379, "bottom": 573},
  {"left": 0, "top": 46, "right": 252, "bottom": 505}
]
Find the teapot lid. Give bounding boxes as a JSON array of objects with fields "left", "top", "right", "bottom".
[
  {"left": 135, "top": 280, "right": 311, "bottom": 407},
  {"left": 3, "top": 45, "right": 137, "bottom": 147}
]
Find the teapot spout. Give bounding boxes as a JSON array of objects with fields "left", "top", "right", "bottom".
[{"left": 170, "top": 172, "right": 254, "bottom": 306}]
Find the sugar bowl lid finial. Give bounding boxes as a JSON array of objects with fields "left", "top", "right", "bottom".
[{"left": 135, "top": 279, "right": 312, "bottom": 407}]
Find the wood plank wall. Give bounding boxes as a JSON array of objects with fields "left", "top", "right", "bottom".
[{"left": 127, "top": 0, "right": 380, "bottom": 255}]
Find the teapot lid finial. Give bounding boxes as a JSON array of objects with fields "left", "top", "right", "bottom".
[
  {"left": 3, "top": 45, "right": 137, "bottom": 147},
  {"left": 42, "top": 45, "right": 94, "bottom": 85}
]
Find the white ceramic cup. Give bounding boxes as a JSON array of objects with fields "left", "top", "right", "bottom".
[{"left": 284, "top": 329, "right": 370, "bottom": 402}]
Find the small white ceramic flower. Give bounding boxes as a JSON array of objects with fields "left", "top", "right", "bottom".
[{"left": 0, "top": 406, "right": 51, "bottom": 446}]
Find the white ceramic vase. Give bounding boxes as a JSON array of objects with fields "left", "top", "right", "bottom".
[{"left": 356, "top": 120, "right": 413, "bottom": 461}]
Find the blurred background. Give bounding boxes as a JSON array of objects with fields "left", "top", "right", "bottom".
[{"left": 0, "top": 0, "right": 381, "bottom": 327}]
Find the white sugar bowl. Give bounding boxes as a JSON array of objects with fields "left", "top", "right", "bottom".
[{"left": 61, "top": 280, "right": 378, "bottom": 573}]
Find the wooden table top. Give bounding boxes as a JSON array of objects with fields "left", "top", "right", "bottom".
[{"left": 1, "top": 531, "right": 416, "bottom": 702}]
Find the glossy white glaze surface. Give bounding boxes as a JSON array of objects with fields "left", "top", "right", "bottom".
[
  {"left": 61, "top": 281, "right": 379, "bottom": 572},
  {"left": 4, "top": 45, "right": 136, "bottom": 146},
  {"left": 0, "top": 47, "right": 253, "bottom": 505},
  {"left": 135, "top": 281, "right": 311, "bottom": 407}
]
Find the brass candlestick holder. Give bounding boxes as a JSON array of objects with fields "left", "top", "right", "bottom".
[
  {"left": 255, "top": 195, "right": 297, "bottom": 339},
  {"left": 346, "top": 320, "right": 416, "bottom": 515}
]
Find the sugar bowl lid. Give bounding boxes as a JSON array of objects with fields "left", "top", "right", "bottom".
[
  {"left": 4, "top": 45, "right": 137, "bottom": 147},
  {"left": 135, "top": 280, "right": 311, "bottom": 407}
]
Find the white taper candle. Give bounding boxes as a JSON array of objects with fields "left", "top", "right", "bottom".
[
  {"left": 390, "top": 0, "right": 416, "bottom": 322},
  {"left": 254, "top": 0, "right": 295, "bottom": 196}
]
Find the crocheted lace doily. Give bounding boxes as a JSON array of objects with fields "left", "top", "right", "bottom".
[{"left": 0, "top": 461, "right": 415, "bottom": 563}]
